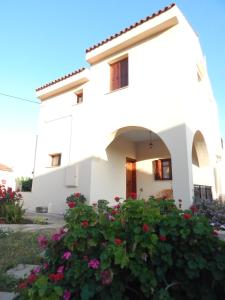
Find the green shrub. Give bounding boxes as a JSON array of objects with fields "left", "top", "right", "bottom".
[
  {"left": 16, "top": 195, "right": 225, "bottom": 299},
  {"left": 0, "top": 185, "right": 25, "bottom": 223},
  {"left": 16, "top": 177, "right": 33, "bottom": 192}
]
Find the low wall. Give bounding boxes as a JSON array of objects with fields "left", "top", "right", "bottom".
[{"left": 21, "top": 192, "right": 37, "bottom": 212}]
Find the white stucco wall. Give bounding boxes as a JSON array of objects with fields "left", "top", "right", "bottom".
[
  {"left": 31, "top": 5, "right": 223, "bottom": 212},
  {"left": 90, "top": 136, "right": 136, "bottom": 204},
  {"left": 136, "top": 139, "right": 172, "bottom": 199}
]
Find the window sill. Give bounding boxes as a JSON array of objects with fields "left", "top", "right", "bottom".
[
  {"left": 106, "top": 85, "right": 128, "bottom": 95},
  {"left": 155, "top": 179, "right": 172, "bottom": 181},
  {"left": 46, "top": 166, "right": 61, "bottom": 168}
]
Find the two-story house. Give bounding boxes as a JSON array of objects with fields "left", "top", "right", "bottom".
[{"left": 30, "top": 3, "right": 224, "bottom": 213}]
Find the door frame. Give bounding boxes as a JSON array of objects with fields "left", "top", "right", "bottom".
[{"left": 126, "top": 157, "right": 137, "bottom": 198}]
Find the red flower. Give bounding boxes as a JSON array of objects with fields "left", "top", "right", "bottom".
[
  {"left": 114, "top": 238, "right": 123, "bottom": 245},
  {"left": 111, "top": 209, "right": 118, "bottom": 215},
  {"left": 114, "top": 196, "right": 120, "bottom": 202},
  {"left": 27, "top": 273, "right": 37, "bottom": 284},
  {"left": 159, "top": 235, "right": 167, "bottom": 241},
  {"left": 213, "top": 230, "right": 219, "bottom": 236},
  {"left": 81, "top": 220, "right": 89, "bottom": 228},
  {"left": 183, "top": 213, "right": 192, "bottom": 220},
  {"left": 130, "top": 192, "right": 137, "bottom": 199},
  {"left": 75, "top": 192, "right": 81, "bottom": 197},
  {"left": 190, "top": 205, "right": 198, "bottom": 213},
  {"left": 18, "top": 281, "right": 27, "bottom": 289},
  {"left": 68, "top": 201, "right": 76, "bottom": 208},
  {"left": 49, "top": 273, "right": 64, "bottom": 281},
  {"left": 143, "top": 224, "right": 150, "bottom": 233}
]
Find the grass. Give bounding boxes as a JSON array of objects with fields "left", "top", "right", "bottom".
[{"left": 0, "top": 229, "right": 55, "bottom": 292}]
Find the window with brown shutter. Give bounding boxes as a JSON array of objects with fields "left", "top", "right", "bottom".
[
  {"left": 76, "top": 91, "right": 83, "bottom": 104},
  {"left": 110, "top": 57, "right": 128, "bottom": 91},
  {"left": 153, "top": 159, "right": 172, "bottom": 180},
  {"left": 50, "top": 153, "right": 61, "bottom": 167}
]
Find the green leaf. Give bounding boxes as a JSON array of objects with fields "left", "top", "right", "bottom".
[{"left": 54, "top": 286, "right": 63, "bottom": 296}]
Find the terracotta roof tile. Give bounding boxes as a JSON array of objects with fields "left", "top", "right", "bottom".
[
  {"left": 36, "top": 67, "right": 85, "bottom": 92},
  {"left": 86, "top": 3, "right": 176, "bottom": 53},
  {"left": 0, "top": 163, "right": 12, "bottom": 172},
  {"left": 36, "top": 4, "right": 175, "bottom": 92}
]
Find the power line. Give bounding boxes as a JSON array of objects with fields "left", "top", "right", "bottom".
[{"left": 0, "top": 92, "right": 40, "bottom": 104}]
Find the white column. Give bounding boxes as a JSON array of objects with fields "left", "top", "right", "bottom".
[{"left": 160, "top": 124, "right": 194, "bottom": 209}]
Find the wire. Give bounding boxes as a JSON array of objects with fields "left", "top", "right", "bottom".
[{"left": 0, "top": 92, "right": 40, "bottom": 104}]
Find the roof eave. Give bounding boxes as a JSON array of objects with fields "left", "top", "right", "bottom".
[
  {"left": 36, "top": 68, "right": 90, "bottom": 101},
  {"left": 86, "top": 5, "right": 178, "bottom": 64}
]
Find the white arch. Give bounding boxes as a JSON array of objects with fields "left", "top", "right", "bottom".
[{"left": 192, "top": 130, "right": 209, "bottom": 167}]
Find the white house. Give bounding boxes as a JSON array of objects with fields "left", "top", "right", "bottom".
[{"left": 30, "top": 4, "right": 224, "bottom": 213}]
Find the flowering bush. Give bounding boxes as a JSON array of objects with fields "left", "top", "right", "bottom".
[
  {"left": 194, "top": 199, "right": 225, "bottom": 230},
  {"left": 0, "top": 185, "right": 24, "bottom": 223},
  {"left": 16, "top": 195, "right": 225, "bottom": 299}
]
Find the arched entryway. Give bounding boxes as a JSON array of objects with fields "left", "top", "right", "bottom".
[
  {"left": 91, "top": 126, "right": 173, "bottom": 202},
  {"left": 192, "top": 130, "right": 212, "bottom": 202}
]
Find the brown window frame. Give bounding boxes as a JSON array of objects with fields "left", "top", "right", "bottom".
[
  {"left": 110, "top": 57, "right": 128, "bottom": 91},
  {"left": 50, "top": 153, "right": 61, "bottom": 167},
  {"left": 153, "top": 158, "right": 172, "bottom": 181},
  {"left": 76, "top": 92, "right": 83, "bottom": 104}
]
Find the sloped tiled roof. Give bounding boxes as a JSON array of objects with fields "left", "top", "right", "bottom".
[
  {"left": 0, "top": 163, "right": 12, "bottom": 172},
  {"left": 36, "top": 67, "right": 85, "bottom": 92},
  {"left": 86, "top": 3, "right": 175, "bottom": 53},
  {"left": 36, "top": 3, "right": 175, "bottom": 92}
]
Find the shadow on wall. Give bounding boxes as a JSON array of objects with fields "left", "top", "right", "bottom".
[{"left": 24, "top": 124, "right": 220, "bottom": 214}]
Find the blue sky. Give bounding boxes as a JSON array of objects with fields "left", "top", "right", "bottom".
[{"left": 0, "top": 0, "right": 225, "bottom": 171}]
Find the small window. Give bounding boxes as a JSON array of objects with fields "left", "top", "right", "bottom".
[
  {"left": 76, "top": 92, "right": 83, "bottom": 104},
  {"left": 110, "top": 57, "right": 128, "bottom": 91},
  {"left": 153, "top": 159, "right": 172, "bottom": 180},
  {"left": 50, "top": 153, "right": 61, "bottom": 167}
]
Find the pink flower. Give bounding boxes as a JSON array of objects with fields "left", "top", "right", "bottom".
[
  {"left": 37, "top": 235, "right": 48, "bottom": 248},
  {"left": 52, "top": 233, "right": 62, "bottom": 241},
  {"left": 101, "top": 269, "right": 113, "bottom": 285},
  {"left": 64, "top": 290, "right": 71, "bottom": 300},
  {"left": 62, "top": 251, "right": 72, "bottom": 260},
  {"left": 74, "top": 192, "right": 81, "bottom": 197},
  {"left": 43, "top": 262, "right": 49, "bottom": 270},
  {"left": 57, "top": 265, "right": 65, "bottom": 273},
  {"left": 33, "top": 266, "right": 41, "bottom": 274},
  {"left": 88, "top": 259, "right": 100, "bottom": 269},
  {"left": 108, "top": 215, "right": 115, "bottom": 222}
]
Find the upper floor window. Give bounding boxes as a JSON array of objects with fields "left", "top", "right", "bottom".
[
  {"left": 110, "top": 57, "right": 128, "bottom": 91},
  {"left": 50, "top": 153, "right": 61, "bottom": 167},
  {"left": 76, "top": 91, "right": 83, "bottom": 104},
  {"left": 153, "top": 158, "right": 172, "bottom": 180}
]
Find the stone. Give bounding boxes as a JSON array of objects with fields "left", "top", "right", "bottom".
[
  {"left": 0, "top": 292, "right": 17, "bottom": 300},
  {"left": 6, "top": 264, "right": 39, "bottom": 279}
]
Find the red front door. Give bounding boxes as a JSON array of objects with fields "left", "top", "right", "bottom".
[{"left": 126, "top": 158, "right": 136, "bottom": 199}]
